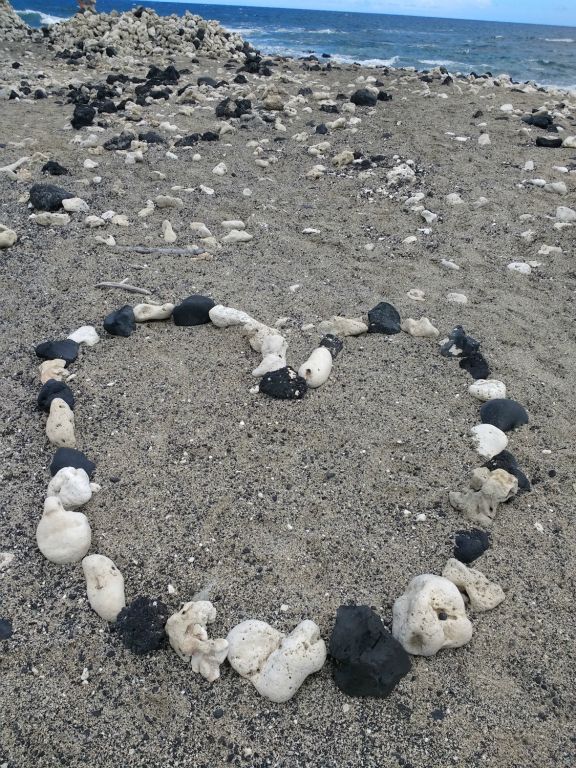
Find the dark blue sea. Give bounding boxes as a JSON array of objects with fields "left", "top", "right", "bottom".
[{"left": 11, "top": 0, "right": 576, "bottom": 89}]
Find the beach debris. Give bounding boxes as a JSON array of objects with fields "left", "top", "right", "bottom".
[
  {"left": 392, "top": 575, "right": 473, "bottom": 656},
  {"left": 165, "top": 601, "right": 228, "bottom": 682},
  {"left": 227, "top": 619, "right": 326, "bottom": 702},
  {"left": 442, "top": 559, "right": 505, "bottom": 612},
  {"left": 114, "top": 596, "right": 169, "bottom": 655},
  {"left": 82, "top": 554, "right": 126, "bottom": 622},
  {"left": 36, "top": 496, "right": 91, "bottom": 564},
  {"left": 449, "top": 467, "right": 518, "bottom": 526},
  {"left": 329, "top": 605, "right": 411, "bottom": 698},
  {"left": 96, "top": 279, "right": 151, "bottom": 295}
]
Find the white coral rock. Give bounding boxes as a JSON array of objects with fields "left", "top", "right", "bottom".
[
  {"left": 209, "top": 304, "right": 253, "bottom": 328},
  {"left": 449, "top": 467, "right": 518, "bottom": 527},
  {"left": 252, "top": 334, "right": 288, "bottom": 377},
  {"left": 68, "top": 325, "right": 100, "bottom": 346},
  {"left": 39, "top": 358, "right": 67, "bottom": 384},
  {"left": 392, "top": 574, "right": 473, "bottom": 656},
  {"left": 82, "top": 554, "right": 126, "bottom": 622},
  {"left": 46, "top": 467, "right": 99, "bottom": 509},
  {"left": 46, "top": 397, "right": 75, "bottom": 448},
  {"left": 227, "top": 619, "right": 326, "bottom": 702},
  {"left": 400, "top": 317, "right": 439, "bottom": 338},
  {"left": 442, "top": 558, "right": 505, "bottom": 612},
  {"left": 298, "top": 347, "right": 333, "bottom": 388},
  {"left": 468, "top": 379, "right": 507, "bottom": 401},
  {"left": 36, "top": 497, "right": 91, "bottom": 564},
  {"left": 470, "top": 424, "right": 508, "bottom": 459},
  {"left": 133, "top": 302, "right": 175, "bottom": 322},
  {"left": 318, "top": 316, "right": 367, "bottom": 337},
  {"left": 166, "top": 600, "right": 228, "bottom": 682}
]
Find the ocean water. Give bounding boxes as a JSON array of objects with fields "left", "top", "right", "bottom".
[{"left": 11, "top": 0, "right": 576, "bottom": 89}]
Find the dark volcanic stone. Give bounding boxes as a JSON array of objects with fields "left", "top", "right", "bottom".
[
  {"left": 71, "top": 103, "right": 95, "bottom": 129},
  {"left": 350, "top": 88, "right": 377, "bottom": 107},
  {"left": 35, "top": 339, "right": 79, "bottom": 365},
  {"left": 115, "top": 596, "right": 169, "bottom": 654},
  {"left": 319, "top": 334, "right": 344, "bottom": 359},
  {"left": 0, "top": 619, "right": 13, "bottom": 640},
  {"left": 453, "top": 529, "right": 491, "bottom": 563},
  {"left": 50, "top": 447, "right": 95, "bottom": 478},
  {"left": 484, "top": 450, "right": 531, "bottom": 492},
  {"left": 103, "top": 305, "right": 136, "bottom": 337},
  {"left": 367, "top": 301, "right": 401, "bottom": 334},
  {"left": 259, "top": 367, "right": 308, "bottom": 400},
  {"left": 172, "top": 295, "right": 216, "bottom": 326},
  {"left": 315, "top": 123, "right": 329, "bottom": 134},
  {"left": 103, "top": 133, "right": 135, "bottom": 150},
  {"left": 329, "top": 605, "right": 411, "bottom": 697},
  {"left": 138, "top": 131, "right": 166, "bottom": 144},
  {"left": 201, "top": 131, "right": 220, "bottom": 142},
  {"left": 459, "top": 351, "right": 490, "bottom": 379},
  {"left": 197, "top": 76, "right": 219, "bottom": 87},
  {"left": 377, "top": 90, "right": 392, "bottom": 101},
  {"left": 41, "top": 160, "right": 69, "bottom": 176},
  {"left": 215, "top": 97, "right": 252, "bottom": 119},
  {"left": 234, "top": 73, "right": 248, "bottom": 84},
  {"left": 29, "top": 183, "right": 74, "bottom": 211},
  {"left": 37, "top": 380, "right": 75, "bottom": 412},
  {"left": 175, "top": 133, "right": 200, "bottom": 147},
  {"left": 536, "top": 135, "right": 562, "bottom": 148},
  {"left": 440, "top": 325, "right": 480, "bottom": 357},
  {"left": 480, "top": 399, "right": 529, "bottom": 432}
]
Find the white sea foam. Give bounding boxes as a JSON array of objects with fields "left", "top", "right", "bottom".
[
  {"left": 419, "top": 59, "right": 458, "bottom": 66},
  {"left": 544, "top": 38, "right": 574, "bottom": 43},
  {"left": 332, "top": 54, "right": 400, "bottom": 67},
  {"left": 17, "top": 9, "right": 67, "bottom": 25}
]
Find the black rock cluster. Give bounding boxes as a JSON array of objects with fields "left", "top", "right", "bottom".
[{"left": 115, "top": 597, "right": 169, "bottom": 654}]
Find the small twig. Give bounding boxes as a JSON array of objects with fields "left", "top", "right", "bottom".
[
  {"left": 111, "top": 245, "right": 207, "bottom": 256},
  {"left": 95, "top": 280, "right": 151, "bottom": 295}
]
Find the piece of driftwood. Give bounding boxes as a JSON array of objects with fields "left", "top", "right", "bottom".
[
  {"left": 95, "top": 278, "right": 151, "bottom": 295},
  {"left": 111, "top": 245, "right": 207, "bottom": 256}
]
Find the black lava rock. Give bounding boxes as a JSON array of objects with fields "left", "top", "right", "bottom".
[
  {"left": 29, "top": 183, "right": 74, "bottom": 212},
  {"left": 367, "top": 302, "right": 401, "bottom": 334},
  {"left": 50, "top": 447, "right": 95, "bottom": 478},
  {"left": 453, "top": 529, "right": 491, "bottom": 563},
  {"left": 350, "top": 89, "right": 378, "bottom": 107},
  {"left": 41, "top": 160, "right": 69, "bottom": 176},
  {"left": 259, "top": 367, "right": 308, "bottom": 400},
  {"left": 201, "top": 131, "right": 220, "bottom": 142},
  {"left": 536, "top": 135, "right": 562, "bottom": 148},
  {"left": 215, "top": 97, "right": 252, "bottom": 119},
  {"left": 198, "top": 76, "right": 220, "bottom": 87},
  {"left": 484, "top": 450, "right": 531, "bottom": 492},
  {"left": 115, "top": 596, "right": 169, "bottom": 654},
  {"left": 440, "top": 325, "right": 480, "bottom": 357},
  {"left": 103, "top": 305, "right": 136, "bottom": 337},
  {"left": 378, "top": 90, "right": 392, "bottom": 101},
  {"left": 320, "top": 334, "right": 344, "bottom": 359},
  {"left": 103, "top": 132, "right": 135, "bottom": 150},
  {"left": 35, "top": 339, "right": 79, "bottom": 365},
  {"left": 71, "top": 103, "right": 95, "bottom": 129},
  {"left": 315, "top": 123, "right": 329, "bottom": 135},
  {"left": 329, "top": 605, "right": 411, "bottom": 697},
  {"left": 138, "top": 131, "right": 166, "bottom": 144},
  {"left": 37, "top": 380, "right": 75, "bottom": 412},
  {"left": 459, "top": 351, "right": 490, "bottom": 379},
  {"left": 172, "top": 295, "right": 216, "bottom": 326},
  {"left": 480, "top": 399, "right": 529, "bottom": 432},
  {"left": 0, "top": 619, "right": 13, "bottom": 640},
  {"left": 175, "top": 133, "right": 200, "bottom": 147},
  {"left": 234, "top": 73, "right": 248, "bottom": 84},
  {"left": 522, "top": 111, "right": 553, "bottom": 129}
]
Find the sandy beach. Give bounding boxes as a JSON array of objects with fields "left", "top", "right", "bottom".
[{"left": 1, "top": 8, "right": 575, "bottom": 766}]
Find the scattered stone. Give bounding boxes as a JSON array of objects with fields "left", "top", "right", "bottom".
[
  {"left": 62, "top": 197, "right": 89, "bottom": 213},
  {"left": 470, "top": 424, "right": 508, "bottom": 459},
  {"left": 0, "top": 619, "right": 13, "bottom": 640},
  {"left": 367, "top": 302, "right": 401, "bottom": 334},
  {"left": 298, "top": 346, "right": 333, "bottom": 388},
  {"left": 173, "top": 295, "right": 216, "bottom": 326},
  {"left": 259, "top": 367, "right": 307, "bottom": 400},
  {"left": 350, "top": 89, "right": 377, "bottom": 107},
  {"left": 329, "top": 604, "right": 411, "bottom": 698},
  {"left": 0, "top": 224, "right": 17, "bottom": 248},
  {"left": 37, "top": 380, "right": 75, "bottom": 413},
  {"left": 46, "top": 398, "right": 75, "bottom": 448},
  {"left": 536, "top": 135, "right": 562, "bottom": 148},
  {"left": 480, "top": 399, "right": 529, "bottom": 432},
  {"left": 556, "top": 206, "right": 576, "bottom": 223},
  {"left": 36, "top": 496, "right": 91, "bottom": 564},
  {"left": 227, "top": 619, "right": 326, "bottom": 702},
  {"left": 50, "top": 447, "right": 96, "bottom": 478},
  {"left": 507, "top": 261, "right": 531, "bottom": 274},
  {"left": 155, "top": 195, "right": 184, "bottom": 209},
  {"left": 442, "top": 558, "right": 505, "bottom": 611},
  {"left": 35, "top": 339, "right": 79, "bottom": 365},
  {"left": 103, "top": 305, "right": 136, "bottom": 337},
  {"left": 407, "top": 288, "right": 425, "bottom": 301},
  {"left": 449, "top": 467, "right": 518, "bottom": 526},
  {"left": 166, "top": 601, "right": 228, "bottom": 682},
  {"left": 162, "top": 220, "right": 177, "bottom": 243},
  {"left": 469, "top": 379, "right": 507, "bottom": 401},
  {"left": 29, "top": 183, "right": 74, "bottom": 212},
  {"left": 446, "top": 292, "right": 468, "bottom": 304},
  {"left": 71, "top": 104, "right": 95, "bottom": 130},
  {"left": 453, "top": 529, "right": 491, "bottom": 564},
  {"left": 392, "top": 575, "right": 473, "bottom": 656},
  {"left": 319, "top": 334, "right": 344, "bottom": 359},
  {"left": 82, "top": 554, "right": 126, "bottom": 622},
  {"left": 400, "top": 317, "right": 439, "bottom": 338},
  {"left": 222, "top": 229, "right": 253, "bottom": 244},
  {"left": 318, "top": 317, "right": 367, "bottom": 337},
  {"left": 114, "top": 596, "right": 169, "bottom": 655}
]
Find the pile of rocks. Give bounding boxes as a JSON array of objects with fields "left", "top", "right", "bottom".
[
  {"left": 0, "top": 0, "right": 35, "bottom": 43},
  {"left": 43, "top": 6, "right": 250, "bottom": 64}
]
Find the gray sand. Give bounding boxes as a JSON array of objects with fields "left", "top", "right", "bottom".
[{"left": 0, "top": 35, "right": 575, "bottom": 768}]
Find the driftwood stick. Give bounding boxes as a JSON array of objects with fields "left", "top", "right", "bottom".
[
  {"left": 95, "top": 280, "right": 151, "bottom": 295},
  {"left": 111, "top": 245, "right": 207, "bottom": 256}
]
